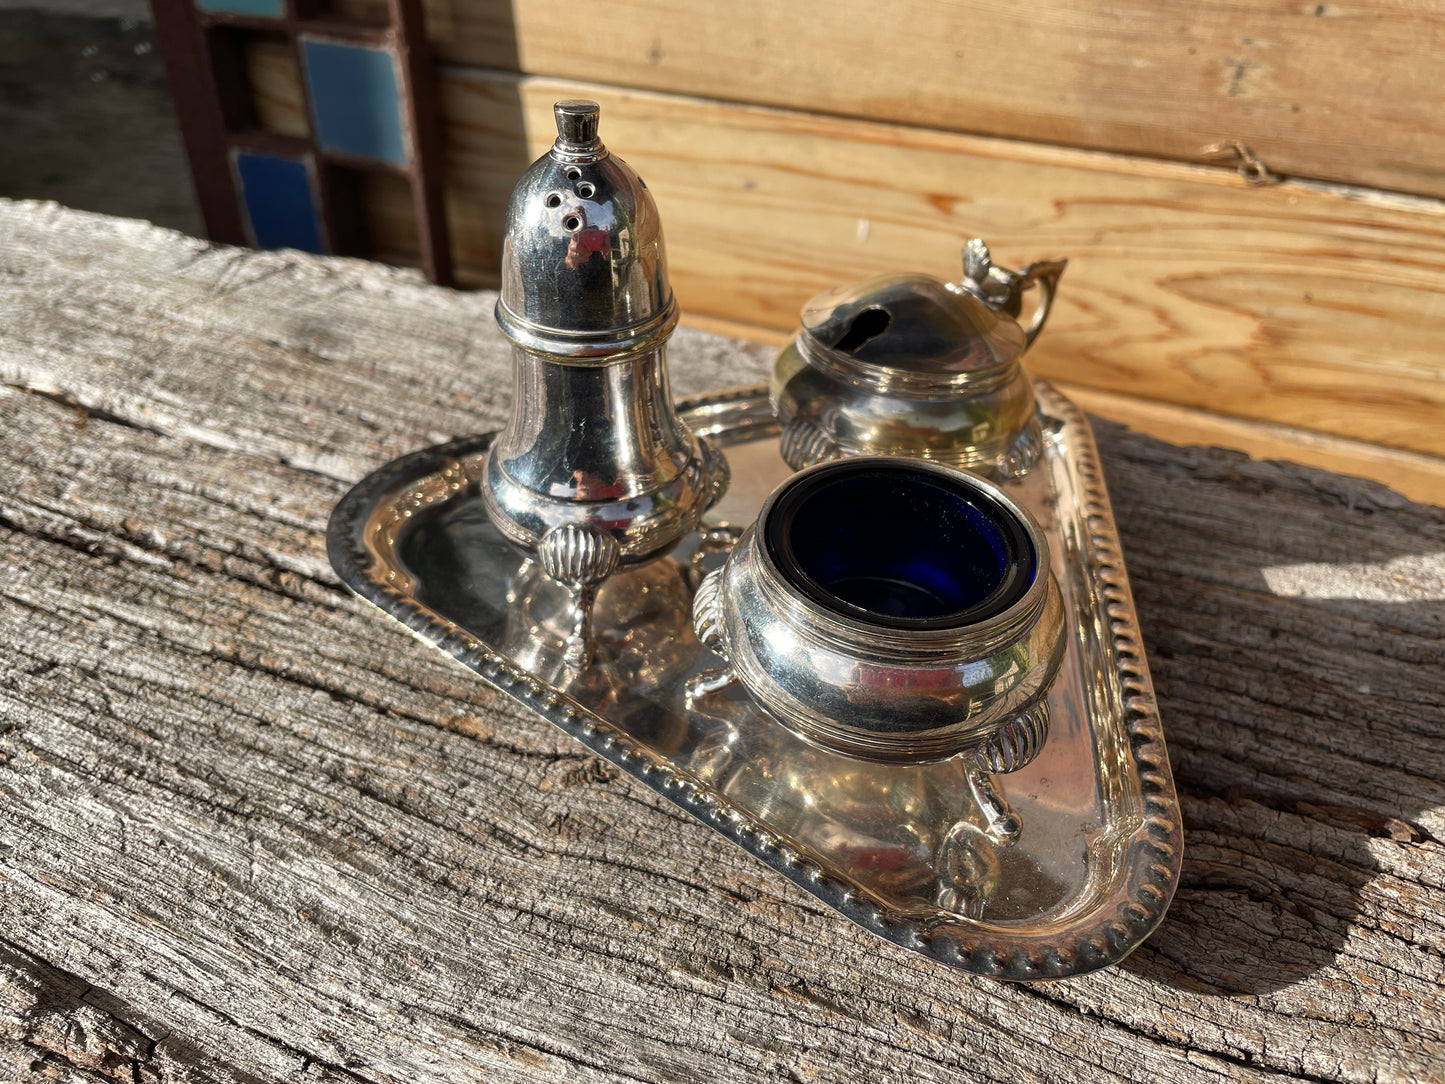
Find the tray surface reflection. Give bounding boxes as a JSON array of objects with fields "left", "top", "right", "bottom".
[{"left": 327, "top": 382, "right": 1182, "bottom": 980}]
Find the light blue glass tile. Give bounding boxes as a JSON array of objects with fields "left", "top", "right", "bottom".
[
  {"left": 234, "top": 151, "right": 325, "bottom": 253},
  {"left": 196, "top": 0, "right": 283, "bottom": 18},
  {"left": 302, "top": 38, "right": 408, "bottom": 165}
]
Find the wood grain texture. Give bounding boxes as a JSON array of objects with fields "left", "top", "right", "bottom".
[
  {"left": 244, "top": 36, "right": 307, "bottom": 141},
  {"left": 2, "top": 200, "right": 1443, "bottom": 1082},
  {"left": 239, "top": 52, "right": 1445, "bottom": 460},
  {"left": 678, "top": 313, "right": 1445, "bottom": 509},
  {"left": 437, "top": 71, "right": 1445, "bottom": 461},
  {"left": 323, "top": 0, "right": 1445, "bottom": 201},
  {"left": 1058, "top": 382, "right": 1445, "bottom": 510}
]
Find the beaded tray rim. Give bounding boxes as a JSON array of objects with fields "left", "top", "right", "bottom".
[{"left": 326, "top": 380, "right": 1183, "bottom": 980}]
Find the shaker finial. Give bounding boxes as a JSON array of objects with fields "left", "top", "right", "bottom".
[{"left": 554, "top": 99, "right": 601, "bottom": 147}]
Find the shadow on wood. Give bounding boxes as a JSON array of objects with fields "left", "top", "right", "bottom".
[{"left": 1096, "top": 425, "right": 1445, "bottom": 996}]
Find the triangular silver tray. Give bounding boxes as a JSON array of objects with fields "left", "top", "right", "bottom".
[{"left": 327, "top": 381, "right": 1182, "bottom": 980}]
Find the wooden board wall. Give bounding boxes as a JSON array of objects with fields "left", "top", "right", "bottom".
[
  {"left": 326, "top": 0, "right": 1445, "bottom": 200},
  {"left": 243, "top": 38, "right": 1445, "bottom": 487}
]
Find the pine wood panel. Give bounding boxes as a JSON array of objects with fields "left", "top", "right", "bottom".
[
  {"left": 238, "top": 50, "right": 1445, "bottom": 461},
  {"left": 244, "top": 35, "right": 307, "bottom": 140},
  {"left": 1060, "top": 383, "right": 1445, "bottom": 510},
  {"left": 3, "top": 199, "right": 1444, "bottom": 1082},
  {"left": 435, "top": 71, "right": 1445, "bottom": 459},
  {"left": 327, "top": 0, "right": 1445, "bottom": 199},
  {"left": 681, "top": 313, "right": 1445, "bottom": 508}
]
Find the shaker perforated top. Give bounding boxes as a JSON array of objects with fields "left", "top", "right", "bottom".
[{"left": 496, "top": 99, "right": 673, "bottom": 345}]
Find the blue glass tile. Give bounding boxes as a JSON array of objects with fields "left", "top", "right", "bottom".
[
  {"left": 302, "top": 38, "right": 408, "bottom": 165},
  {"left": 234, "top": 151, "right": 325, "bottom": 253},
  {"left": 195, "top": 0, "right": 283, "bottom": 17}
]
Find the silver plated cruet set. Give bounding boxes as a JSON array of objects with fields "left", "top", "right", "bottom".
[{"left": 329, "top": 100, "right": 1183, "bottom": 979}]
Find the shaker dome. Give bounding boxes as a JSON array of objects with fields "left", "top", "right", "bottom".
[{"left": 495, "top": 100, "right": 675, "bottom": 359}]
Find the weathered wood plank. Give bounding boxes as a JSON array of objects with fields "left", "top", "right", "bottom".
[
  {"left": 323, "top": 0, "right": 1445, "bottom": 201},
  {"left": 240, "top": 54, "right": 1445, "bottom": 460},
  {"left": 1, "top": 200, "right": 1443, "bottom": 1082}
]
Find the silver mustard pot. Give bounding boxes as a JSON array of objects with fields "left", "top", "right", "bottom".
[{"left": 771, "top": 239, "right": 1065, "bottom": 479}]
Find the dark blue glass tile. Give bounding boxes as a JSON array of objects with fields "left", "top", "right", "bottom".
[
  {"left": 234, "top": 151, "right": 325, "bottom": 253},
  {"left": 302, "top": 38, "right": 408, "bottom": 165}
]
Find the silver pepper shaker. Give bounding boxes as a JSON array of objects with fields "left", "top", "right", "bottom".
[{"left": 481, "top": 100, "right": 728, "bottom": 670}]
